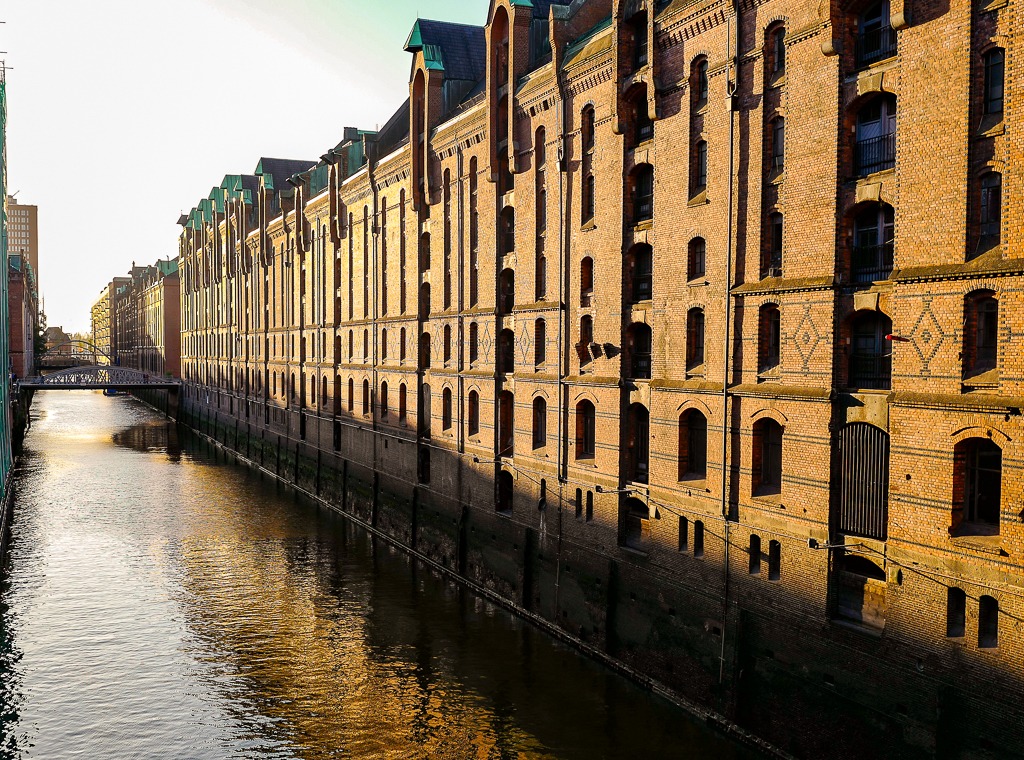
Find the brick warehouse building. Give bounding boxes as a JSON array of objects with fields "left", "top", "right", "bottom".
[{"left": 172, "top": 0, "right": 1022, "bottom": 756}]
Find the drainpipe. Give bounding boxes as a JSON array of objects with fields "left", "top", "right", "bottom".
[{"left": 719, "top": 0, "right": 739, "bottom": 686}]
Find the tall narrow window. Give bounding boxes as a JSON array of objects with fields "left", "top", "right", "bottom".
[
  {"left": 759, "top": 304, "right": 781, "bottom": 373},
  {"left": 633, "top": 164, "right": 654, "bottom": 223},
  {"left": 765, "top": 213, "right": 783, "bottom": 277},
  {"left": 694, "top": 520, "right": 705, "bottom": 557},
  {"left": 770, "top": 117, "right": 785, "bottom": 170},
  {"left": 946, "top": 587, "right": 966, "bottom": 638},
  {"left": 983, "top": 49, "right": 1005, "bottom": 115},
  {"left": 400, "top": 327, "right": 407, "bottom": 363},
  {"left": 443, "top": 324, "right": 451, "bottom": 365},
  {"left": 500, "top": 329, "right": 515, "bottom": 374},
  {"left": 694, "top": 141, "right": 708, "bottom": 192},
  {"left": 754, "top": 419, "right": 783, "bottom": 495},
  {"left": 768, "top": 541, "right": 781, "bottom": 581},
  {"left": 442, "top": 387, "right": 452, "bottom": 430},
  {"left": 849, "top": 311, "right": 893, "bottom": 390},
  {"left": 469, "top": 158, "right": 479, "bottom": 306},
  {"left": 695, "top": 59, "right": 709, "bottom": 104},
  {"left": 532, "top": 397, "right": 547, "bottom": 449},
  {"left": 348, "top": 378, "right": 354, "bottom": 412},
  {"left": 381, "top": 329, "right": 388, "bottom": 362},
  {"left": 679, "top": 410, "right": 708, "bottom": 480},
  {"left": 468, "top": 390, "right": 479, "bottom": 435},
  {"left": 852, "top": 204, "right": 895, "bottom": 282},
  {"left": 628, "top": 323, "right": 652, "bottom": 379},
  {"left": 576, "top": 400, "right": 596, "bottom": 458},
  {"left": 420, "top": 333, "right": 431, "bottom": 370},
  {"left": 400, "top": 191, "right": 408, "bottom": 313},
  {"left": 399, "top": 383, "right": 407, "bottom": 423},
  {"left": 965, "top": 294, "right": 999, "bottom": 375},
  {"left": 979, "top": 596, "right": 999, "bottom": 648},
  {"left": 979, "top": 173, "right": 1002, "bottom": 240},
  {"left": 499, "top": 391, "right": 514, "bottom": 457},
  {"left": 857, "top": 0, "right": 896, "bottom": 67},
  {"left": 580, "top": 257, "right": 594, "bottom": 307},
  {"left": 770, "top": 26, "right": 786, "bottom": 74},
  {"left": 629, "top": 245, "right": 653, "bottom": 303},
  {"left": 838, "top": 423, "right": 890, "bottom": 541},
  {"left": 362, "top": 379, "right": 370, "bottom": 415},
  {"left": 632, "top": 13, "right": 648, "bottom": 70},
  {"left": 535, "top": 319, "right": 546, "bottom": 366},
  {"left": 380, "top": 381, "right": 389, "bottom": 418},
  {"left": 688, "top": 237, "right": 706, "bottom": 280},
  {"left": 420, "top": 384, "right": 431, "bottom": 436},
  {"left": 749, "top": 535, "right": 762, "bottom": 575},
  {"left": 855, "top": 96, "right": 897, "bottom": 176},
  {"left": 686, "top": 308, "right": 705, "bottom": 369},
  {"left": 678, "top": 516, "right": 689, "bottom": 551},
  {"left": 956, "top": 438, "right": 1001, "bottom": 532},
  {"left": 499, "top": 269, "right": 515, "bottom": 314},
  {"left": 628, "top": 404, "right": 650, "bottom": 483},
  {"left": 536, "top": 254, "right": 547, "bottom": 300},
  {"left": 580, "top": 315, "right": 594, "bottom": 368},
  {"left": 469, "top": 322, "right": 479, "bottom": 365}
]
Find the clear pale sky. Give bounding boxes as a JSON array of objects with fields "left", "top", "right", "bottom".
[{"left": 4, "top": 0, "right": 488, "bottom": 334}]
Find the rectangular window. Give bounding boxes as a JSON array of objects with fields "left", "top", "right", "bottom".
[
  {"left": 946, "top": 587, "right": 966, "bottom": 637},
  {"left": 984, "top": 49, "right": 1005, "bottom": 115}
]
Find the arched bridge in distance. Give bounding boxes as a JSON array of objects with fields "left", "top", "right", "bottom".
[{"left": 21, "top": 366, "right": 181, "bottom": 390}]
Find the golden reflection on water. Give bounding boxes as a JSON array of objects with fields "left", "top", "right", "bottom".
[{"left": 2, "top": 393, "right": 759, "bottom": 760}]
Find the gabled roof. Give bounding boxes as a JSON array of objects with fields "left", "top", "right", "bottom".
[{"left": 404, "top": 19, "right": 486, "bottom": 81}]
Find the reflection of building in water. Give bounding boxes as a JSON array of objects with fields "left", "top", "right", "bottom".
[
  {"left": 101, "top": 0, "right": 1024, "bottom": 755},
  {"left": 111, "top": 422, "right": 180, "bottom": 458}
]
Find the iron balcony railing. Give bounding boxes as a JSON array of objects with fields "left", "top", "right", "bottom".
[
  {"left": 855, "top": 132, "right": 896, "bottom": 175},
  {"left": 852, "top": 243, "right": 894, "bottom": 283},
  {"left": 849, "top": 353, "right": 892, "bottom": 390},
  {"left": 637, "top": 121, "right": 654, "bottom": 143},
  {"left": 633, "top": 274, "right": 652, "bottom": 302},
  {"left": 856, "top": 25, "right": 897, "bottom": 67}
]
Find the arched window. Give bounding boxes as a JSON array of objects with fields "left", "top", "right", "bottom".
[
  {"left": 849, "top": 311, "right": 892, "bottom": 389},
  {"left": 627, "top": 245, "right": 652, "bottom": 303},
  {"left": 963, "top": 292, "right": 998, "bottom": 376},
  {"left": 420, "top": 283, "right": 431, "bottom": 319},
  {"left": 399, "top": 383, "right": 407, "bottom": 423},
  {"left": 443, "top": 324, "right": 451, "bottom": 365},
  {"left": 855, "top": 95, "right": 897, "bottom": 175},
  {"left": 499, "top": 268, "right": 515, "bottom": 314},
  {"left": 627, "top": 323, "right": 652, "bottom": 379},
  {"left": 499, "top": 391, "right": 514, "bottom": 456},
  {"left": 693, "top": 58, "right": 709, "bottom": 105},
  {"left": 954, "top": 437, "right": 1001, "bottom": 534},
  {"left": 768, "top": 540, "right": 781, "bottom": 581},
  {"left": 749, "top": 535, "right": 762, "bottom": 575},
  {"left": 419, "top": 332, "right": 431, "bottom": 369},
  {"left": 348, "top": 378, "right": 354, "bottom": 411},
  {"left": 576, "top": 400, "right": 596, "bottom": 459},
  {"left": 838, "top": 422, "right": 890, "bottom": 540},
  {"left": 853, "top": 203, "right": 894, "bottom": 282},
  {"left": 688, "top": 237, "right": 706, "bottom": 280},
  {"left": 532, "top": 397, "right": 547, "bottom": 449},
  {"left": 535, "top": 319, "right": 546, "bottom": 366},
  {"left": 984, "top": 48, "right": 1005, "bottom": 115},
  {"left": 979, "top": 172, "right": 1002, "bottom": 241},
  {"left": 469, "top": 322, "right": 479, "bottom": 365},
  {"left": 856, "top": 0, "right": 896, "bottom": 67},
  {"left": 979, "top": 596, "right": 999, "bottom": 648},
  {"left": 442, "top": 387, "right": 452, "bottom": 430},
  {"left": 753, "top": 418, "right": 783, "bottom": 495},
  {"left": 499, "top": 329, "right": 515, "bottom": 374},
  {"left": 947, "top": 587, "right": 967, "bottom": 637},
  {"left": 420, "top": 384, "right": 431, "bottom": 435},
  {"left": 362, "top": 379, "right": 370, "bottom": 415},
  {"left": 582, "top": 105, "right": 595, "bottom": 152},
  {"left": 380, "top": 381, "right": 389, "bottom": 417},
  {"left": 767, "top": 25, "right": 786, "bottom": 75},
  {"left": 420, "top": 231, "right": 431, "bottom": 270},
  {"left": 628, "top": 403, "right": 650, "bottom": 483},
  {"left": 759, "top": 304, "right": 781, "bottom": 373},
  {"left": 679, "top": 410, "right": 708, "bottom": 480},
  {"left": 678, "top": 516, "right": 689, "bottom": 551},
  {"left": 468, "top": 390, "right": 479, "bottom": 436},
  {"left": 500, "top": 206, "right": 515, "bottom": 255},
  {"left": 582, "top": 105, "right": 596, "bottom": 223},
  {"left": 630, "top": 163, "right": 655, "bottom": 223},
  {"left": 580, "top": 256, "right": 594, "bottom": 306},
  {"left": 686, "top": 308, "right": 705, "bottom": 369},
  {"left": 694, "top": 520, "right": 705, "bottom": 557}
]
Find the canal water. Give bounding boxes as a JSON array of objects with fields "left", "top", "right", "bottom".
[{"left": 0, "top": 393, "right": 763, "bottom": 760}]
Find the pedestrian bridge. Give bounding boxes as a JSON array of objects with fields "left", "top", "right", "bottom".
[{"left": 21, "top": 366, "right": 181, "bottom": 390}]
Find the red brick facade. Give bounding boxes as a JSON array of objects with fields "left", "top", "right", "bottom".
[{"left": 174, "top": 0, "right": 1023, "bottom": 756}]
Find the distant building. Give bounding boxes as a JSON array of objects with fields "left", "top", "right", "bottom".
[
  {"left": 7, "top": 196, "right": 37, "bottom": 288},
  {"left": 90, "top": 276, "right": 130, "bottom": 365},
  {"left": 7, "top": 254, "right": 37, "bottom": 378},
  {"left": 111, "top": 259, "right": 180, "bottom": 378},
  {"left": 43, "top": 326, "right": 70, "bottom": 355}
]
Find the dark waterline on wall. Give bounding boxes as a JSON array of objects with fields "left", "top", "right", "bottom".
[{"left": 0, "top": 392, "right": 762, "bottom": 759}]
